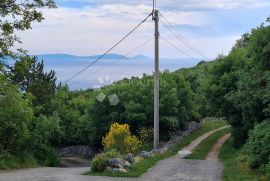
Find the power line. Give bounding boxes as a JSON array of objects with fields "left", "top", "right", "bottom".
[
  {"left": 159, "top": 12, "right": 206, "bottom": 58},
  {"left": 66, "top": 38, "right": 154, "bottom": 88},
  {"left": 90, "top": 38, "right": 154, "bottom": 75},
  {"left": 64, "top": 12, "right": 153, "bottom": 83},
  {"left": 160, "top": 36, "right": 195, "bottom": 58}
]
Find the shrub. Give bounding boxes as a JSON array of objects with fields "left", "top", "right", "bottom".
[
  {"left": 91, "top": 149, "right": 123, "bottom": 172},
  {"left": 103, "top": 149, "right": 122, "bottom": 159},
  {"left": 91, "top": 154, "right": 108, "bottom": 172},
  {"left": 138, "top": 127, "right": 153, "bottom": 145},
  {"left": 102, "top": 123, "right": 142, "bottom": 154},
  {"left": 246, "top": 121, "right": 270, "bottom": 174}
]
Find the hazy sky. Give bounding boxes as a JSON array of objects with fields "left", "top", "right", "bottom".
[{"left": 17, "top": 0, "right": 270, "bottom": 59}]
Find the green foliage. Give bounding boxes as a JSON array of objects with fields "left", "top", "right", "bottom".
[
  {"left": 9, "top": 56, "right": 57, "bottom": 115},
  {"left": 48, "top": 86, "right": 94, "bottom": 146},
  {"left": 91, "top": 154, "right": 109, "bottom": 172},
  {"left": 246, "top": 121, "right": 270, "bottom": 173},
  {"left": 102, "top": 149, "right": 123, "bottom": 159},
  {"left": 138, "top": 127, "right": 153, "bottom": 145},
  {"left": 91, "top": 149, "right": 123, "bottom": 172},
  {"left": 207, "top": 18, "right": 270, "bottom": 146},
  {"left": 87, "top": 72, "right": 197, "bottom": 147},
  {"left": 219, "top": 138, "right": 266, "bottom": 181},
  {"left": 0, "top": 83, "right": 33, "bottom": 154},
  {"left": 0, "top": 0, "right": 56, "bottom": 57}
]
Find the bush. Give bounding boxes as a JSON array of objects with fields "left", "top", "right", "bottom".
[
  {"left": 91, "top": 154, "right": 108, "bottom": 172},
  {"left": 102, "top": 123, "right": 142, "bottom": 154},
  {"left": 246, "top": 121, "right": 270, "bottom": 174},
  {"left": 103, "top": 149, "right": 122, "bottom": 159},
  {"left": 138, "top": 127, "right": 153, "bottom": 145}
]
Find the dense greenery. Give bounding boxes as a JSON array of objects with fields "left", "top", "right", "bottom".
[
  {"left": 207, "top": 19, "right": 270, "bottom": 146},
  {"left": 0, "top": 0, "right": 270, "bottom": 178},
  {"left": 219, "top": 138, "right": 267, "bottom": 181},
  {"left": 246, "top": 121, "right": 270, "bottom": 176}
]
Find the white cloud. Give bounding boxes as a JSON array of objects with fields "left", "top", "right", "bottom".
[
  {"left": 17, "top": 4, "right": 216, "bottom": 57},
  {"left": 15, "top": 0, "right": 269, "bottom": 59},
  {"left": 68, "top": 0, "right": 270, "bottom": 10}
]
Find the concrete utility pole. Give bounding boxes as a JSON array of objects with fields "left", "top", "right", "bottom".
[{"left": 153, "top": 8, "right": 160, "bottom": 150}]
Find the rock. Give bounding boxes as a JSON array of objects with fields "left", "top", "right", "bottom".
[
  {"left": 140, "top": 151, "right": 155, "bottom": 158},
  {"left": 123, "top": 160, "right": 131, "bottom": 169},
  {"left": 119, "top": 168, "right": 128, "bottom": 173},
  {"left": 112, "top": 168, "right": 120, "bottom": 173},
  {"left": 108, "top": 158, "right": 131, "bottom": 169},
  {"left": 186, "top": 121, "right": 200, "bottom": 133},
  {"left": 124, "top": 153, "right": 135, "bottom": 164},
  {"left": 105, "top": 166, "right": 112, "bottom": 172},
  {"left": 108, "top": 158, "right": 123, "bottom": 168},
  {"left": 178, "top": 150, "right": 192, "bottom": 155}
]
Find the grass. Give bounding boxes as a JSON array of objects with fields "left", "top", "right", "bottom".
[
  {"left": 185, "top": 128, "right": 230, "bottom": 160},
  {"left": 86, "top": 119, "right": 228, "bottom": 177},
  {"left": 219, "top": 138, "right": 268, "bottom": 181},
  {"left": 0, "top": 154, "right": 38, "bottom": 170}
]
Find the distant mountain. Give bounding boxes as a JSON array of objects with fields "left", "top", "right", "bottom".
[
  {"left": 37, "top": 53, "right": 129, "bottom": 60},
  {"left": 37, "top": 53, "right": 204, "bottom": 89}
]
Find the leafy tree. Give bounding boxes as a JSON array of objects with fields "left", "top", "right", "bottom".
[
  {"left": 9, "top": 56, "right": 57, "bottom": 114},
  {"left": 207, "top": 18, "right": 270, "bottom": 146},
  {"left": 0, "top": 81, "right": 33, "bottom": 154},
  {"left": 0, "top": 0, "right": 56, "bottom": 57}
]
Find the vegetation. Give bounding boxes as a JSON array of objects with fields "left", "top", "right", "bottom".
[
  {"left": 219, "top": 138, "right": 268, "bottom": 181},
  {"left": 246, "top": 121, "right": 270, "bottom": 176},
  {"left": 87, "top": 119, "right": 228, "bottom": 177},
  {"left": 102, "top": 123, "right": 142, "bottom": 154},
  {"left": 91, "top": 149, "right": 122, "bottom": 172},
  {"left": 185, "top": 127, "right": 230, "bottom": 160},
  {"left": 0, "top": 0, "right": 269, "bottom": 179}
]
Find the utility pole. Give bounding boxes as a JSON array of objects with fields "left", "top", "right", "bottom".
[{"left": 153, "top": 8, "right": 159, "bottom": 150}]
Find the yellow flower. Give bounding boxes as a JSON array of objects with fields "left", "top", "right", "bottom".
[{"left": 102, "top": 123, "right": 142, "bottom": 154}]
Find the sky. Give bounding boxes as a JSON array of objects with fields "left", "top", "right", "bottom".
[{"left": 17, "top": 0, "right": 270, "bottom": 59}]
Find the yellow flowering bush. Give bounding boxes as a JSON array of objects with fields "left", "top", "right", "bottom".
[{"left": 102, "top": 123, "right": 142, "bottom": 154}]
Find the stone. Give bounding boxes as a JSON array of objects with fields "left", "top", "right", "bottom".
[
  {"left": 123, "top": 160, "right": 131, "bottom": 169},
  {"left": 178, "top": 150, "right": 192, "bottom": 155},
  {"left": 119, "top": 168, "right": 128, "bottom": 173},
  {"left": 112, "top": 168, "right": 120, "bottom": 173},
  {"left": 105, "top": 166, "right": 112, "bottom": 172},
  {"left": 108, "top": 158, "right": 124, "bottom": 168},
  {"left": 108, "top": 158, "right": 131, "bottom": 169},
  {"left": 124, "top": 153, "right": 135, "bottom": 164},
  {"left": 140, "top": 151, "right": 155, "bottom": 158}
]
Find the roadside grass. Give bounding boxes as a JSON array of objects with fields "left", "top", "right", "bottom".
[
  {"left": 185, "top": 128, "right": 230, "bottom": 160},
  {"left": 86, "top": 119, "right": 228, "bottom": 177},
  {"left": 219, "top": 138, "right": 268, "bottom": 181},
  {"left": 0, "top": 155, "right": 38, "bottom": 170}
]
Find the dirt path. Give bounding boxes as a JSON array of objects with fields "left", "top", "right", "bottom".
[
  {"left": 178, "top": 125, "right": 230, "bottom": 157},
  {"left": 205, "top": 133, "right": 231, "bottom": 160},
  {"left": 0, "top": 126, "right": 229, "bottom": 181}
]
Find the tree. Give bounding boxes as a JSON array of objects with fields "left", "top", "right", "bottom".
[
  {"left": 0, "top": 0, "right": 56, "bottom": 57},
  {"left": 0, "top": 82, "right": 34, "bottom": 154},
  {"left": 9, "top": 56, "right": 57, "bottom": 115}
]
